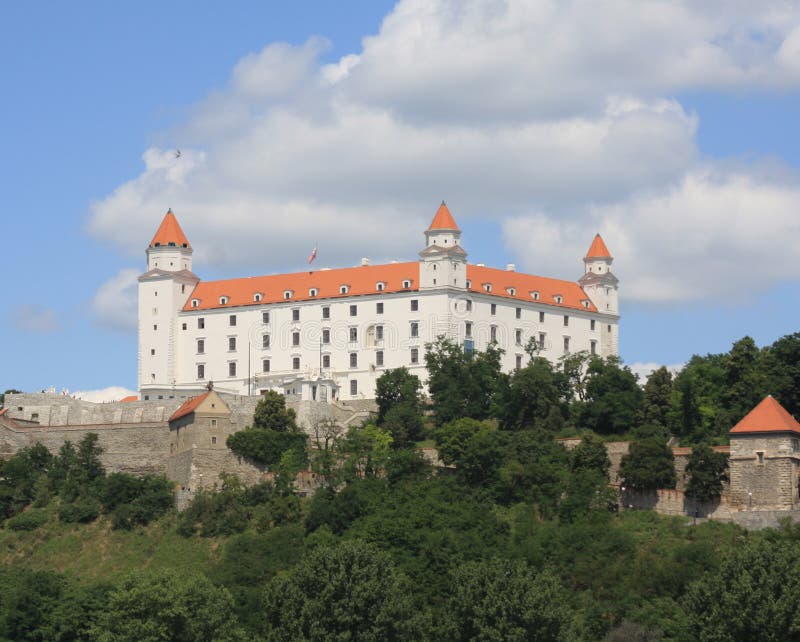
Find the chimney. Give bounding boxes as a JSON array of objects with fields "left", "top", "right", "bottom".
[{"left": 506, "top": 263, "right": 516, "bottom": 272}]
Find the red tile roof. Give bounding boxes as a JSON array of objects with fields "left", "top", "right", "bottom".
[
  {"left": 428, "top": 202, "right": 459, "bottom": 231},
  {"left": 183, "top": 262, "right": 596, "bottom": 313},
  {"left": 730, "top": 396, "right": 800, "bottom": 435},
  {"left": 150, "top": 210, "right": 191, "bottom": 249},
  {"left": 120, "top": 395, "right": 138, "bottom": 403},
  {"left": 585, "top": 234, "right": 612, "bottom": 260},
  {"left": 170, "top": 391, "right": 211, "bottom": 422}
]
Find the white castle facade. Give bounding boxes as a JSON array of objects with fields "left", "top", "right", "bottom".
[{"left": 137, "top": 204, "right": 619, "bottom": 402}]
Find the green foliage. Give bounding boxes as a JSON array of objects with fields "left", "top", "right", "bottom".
[
  {"left": 425, "top": 336, "right": 506, "bottom": 425},
  {"left": 5, "top": 508, "right": 49, "bottom": 531},
  {"left": 683, "top": 539, "right": 800, "bottom": 641},
  {"left": 252, "top": 389, "right": 299, "bottom": 432},
  {"left": 619, "top": 440, "right": 676, "bottom": 491},
  {"left": 226, "top": 428, "right": 307, "bottom": 467},
  {"left": 443, "top": 558, "right": 572, "bottom": 641},
  {"left": 93, "top": 571, "right": 246, "bottom": 642},
  {"left": 684, "top": 443, "right": 729, "bottom": 503},
  {"left": 261, "top": 540, "right": 421, "bottom": 641}
]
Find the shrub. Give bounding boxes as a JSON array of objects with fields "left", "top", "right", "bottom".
[
  {"left": 59, "top": 497, "right": 101, "bottom": 524},
  {"left": 6, "top": 508, "right": 48, "bottom": 531}
]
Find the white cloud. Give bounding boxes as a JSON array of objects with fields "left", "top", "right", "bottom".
[
  {"left": 73, "top": 386, "right": 137, "bottom": 403},
  {"left": 92, "top": 269, "right": 139, "bottom": 331},
  {"left": 12, "top": 305, "right": 60, "bottom": 333},
  {"left": 87, "top": 0, "right": 800, "bottom": 305}
]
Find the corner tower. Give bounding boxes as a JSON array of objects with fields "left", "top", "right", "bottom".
[
  {"left": 419, "top": 201, "right": 467, "bottom": 290},
  {"left": 578, "top": 234, "right": 618, "bottom": 315},
  {"left": 138, "top": 210, "right": 200, "bottom": 397}
]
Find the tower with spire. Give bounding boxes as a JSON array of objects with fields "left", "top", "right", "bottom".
[
  {"left": 419, "top": 201, "right": 468, "bottom": 290},
  {"left": 138, "top": 210, "right": 200, "bottom": 396}
]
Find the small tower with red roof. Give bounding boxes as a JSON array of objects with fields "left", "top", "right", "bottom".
[
  {"left": 419, "top": 201, "right": 468, "bottom": 290},
  {"left": 729, "top": 395, "right": 800, "bottom": 510}
]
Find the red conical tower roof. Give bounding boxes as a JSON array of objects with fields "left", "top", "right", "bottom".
[
  {"left": 150, "top": 209, "right": 191, "bottom": 248},
  {"left": 428, "top": 201, "right": 459, "bottom": 231},
  {"left": 730, "top": 396, "right": 800, "bottom": 435},
  {"left": 585, "top": 234, "right": 612, "bottom": 260}
]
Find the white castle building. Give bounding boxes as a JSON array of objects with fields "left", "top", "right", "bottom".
[{"left": 137, "top": 204, "right": 618, "bottom": 401}]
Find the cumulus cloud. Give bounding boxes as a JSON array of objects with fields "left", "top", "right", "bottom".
[
  {"left": 73, "top": 386, "right": 137, "bottom": 403},
  {"left": 12, "top": 305, "right": 60, "bottom": 333},
  {"left": 92, "top": 269, "right": 139, "bottom": 331},
  {"left": 87, "top": 0, "right": 800, "bottom": 304}
]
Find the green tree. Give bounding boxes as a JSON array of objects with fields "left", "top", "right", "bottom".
[
  {"left": 425, "top": 337, "right": 506, "bottom": 425},
  {"left": 443, "top": 558, "right": 572, "bottom": 641},
  {"left": 580, "top": 357, "right": 643, "bottom": 435},
  {"left": 684, "top": 539, "right": 800, "bottom": 641},
  {"left": 638, "top": 366, "right": 673, "bottom": 431},
  {"left": 619, "top": 440, "right": 676, "bottom": 491},
  {"left": 684, "top": 444, "right": 728, "bottom": 503},
  {"left": 501, "top": 357, "right": 564, "bottom": 431},
  {"left": 261, "top": 540, "right": 420, "bottom": 641},
  {"left": 252, "top": 390, "right": 298, "bottom": 432},
  {"left": 94, "top": 571, "right": 245, "bottom": 642},
  {"left": 374, "top": 367, "right": 422, "bottom": 424}
]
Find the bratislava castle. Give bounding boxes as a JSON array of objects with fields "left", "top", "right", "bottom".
[{"left": 137, "top": 204, "right": 619, "bottom": 401}]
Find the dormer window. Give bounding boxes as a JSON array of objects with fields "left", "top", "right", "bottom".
[
  {"left": 402, "top": 280, "right": 411, "bottom": 289},
  {"left": 253, "top": 293, "right": 263, "bottom": 302},
  {"left": 340, "top": 285, "right": 350, "bottom": 294},
  {"left": 554, "top": 295, "right": 563, "bottom": 304},
  {"left": 483, "top": 283, "right": 492, "bottom": 293},
  {"left": 376, "top": 282, "right": 386, "bottom": 291},
  {"left": 219, "top": 296, "right": 229, "bottom": 305},
  {"left": 309, "top": 288, "right": 318, "bottom": 297},
  {"left": 191, "top": 299, "right": 199, "bottom": 308},
  {"left": 284, "top": 290, "right": 293, "bottom": 300},
  {"left": 507, "top": 287, "right": 516, "bottom": 296}
]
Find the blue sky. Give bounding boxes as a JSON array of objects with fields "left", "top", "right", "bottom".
[{"left": 2, "top": 1, "right": 800, "bottom": 398}]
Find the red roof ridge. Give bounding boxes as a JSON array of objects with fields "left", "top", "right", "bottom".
[
  {"left": 730, "top": 395, "right": 800, "bottom": 435},
  {"left": 150, "top": 209, "right": 191, "bottom": 249},
  {"left": 428, "top": 201, "right": 459, "bottom": 231},
  {"left": 170, "top": 391, "right": 211, "bottom": 422},
  {"left": 585, "top": 234, "right": 612, "bottom": 260}
]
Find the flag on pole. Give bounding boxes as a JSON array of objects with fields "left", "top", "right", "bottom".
[{"left": 308, "top": 245, "right": 318, "bottom": 264}]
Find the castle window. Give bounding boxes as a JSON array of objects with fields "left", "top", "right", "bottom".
[
  {"left": 531, "top": 291, "right": 540, "bottom": 300},
  {"left": 220, "top": 296, "right": 228, "bottom": 305},
  {"left": 309, "top": 288, "right": 318, "bottom": 297},
  {"left": 228, "top": 362, "right": 237, "bottom": 377},
  {"left": 402, "top": 280, "right": 411, "bottom": 289},
  {"left": 410, "top": 322, "right": 419, "bottom": 338},
  {"left": 350, "top": 352, "right": 358, "bottom": 368},
  {"left": 591, "top": 319, "right": 596, "bottom": 331},
  {"left": 490, "top": 325, "right": 497, "bottom": 343},
  {"left": 191, "top": 299, "right": 199, "bottom": 307},
  {"left": 292, "top": 309, "right": 300, "bottom": 322},
  {"left": 350, "top": 304, "right": 357, "bottom": 317},
  {"left": 340, "top": 285, "right": 350, "bottom": 294},
  {"left": 350, "top": 380, "right": 358, "bottom": 396},
  {"left": 410, "top": 348, "right": 419, "bottom": 364},
  {"left": 228, "top": 337, "right": 237, "bottom": 351},
  {"left": 263, "top": 359, "right": 270, "bottom": 372},
  {"left": 292, "top": 357, "right": 300, "bottom": 370},
  {"left": 376, "top": 302, "right": 384, "bottom": 314},
  {"left": 229, "top": 315, "right": 236, "bottom": 327},
  {"left": 284, "top": 290, "right": 293, "bottom": 300},
  {"left": 376, "top": 282, "right": 385, "bottom": 291},
  {"left": 349, "top": 327, "right": 358, "bottom": 342},
  {"left": 292, "top": 331, "right": 300, "bottom": 346},
  {"left": 197, "top": 364, "right": 205, "bottom": 379},
  {"left": 410, "top": 299, "right": 419, "bottom": 311},
  {"left": 262, "top": 334, "right": 270, "bottom": 349},
  {"left": 322, "top": 306, "right": 330, "bottom": 319},
  {"left": 322, "top": 328, "right": 330, "bottom": 344},
  {"left": 516, "top": 307, "right": 521, "bottom": 319},
  {"left": 198, "top": 317, "right": 205, "bottom": 329},
  {"left": 376, "top": 350, "right": 384, "bottom": 367},
  {"left": 197, "top": 339, "right": 205, "bottom": 354},
  {"left": 322, "top": 354, "right": 330, "bottom": 368},
  {"left": 254, "top": 293, "right": 263, "bottom": 302}
]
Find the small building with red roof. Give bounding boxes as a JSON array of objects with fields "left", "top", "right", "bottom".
[
  {"left": 729, "top": 395, "right": 800, "bottom": 510},
  {"left": 137, "top": 204, "right": 619, "bottom": 402}
]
